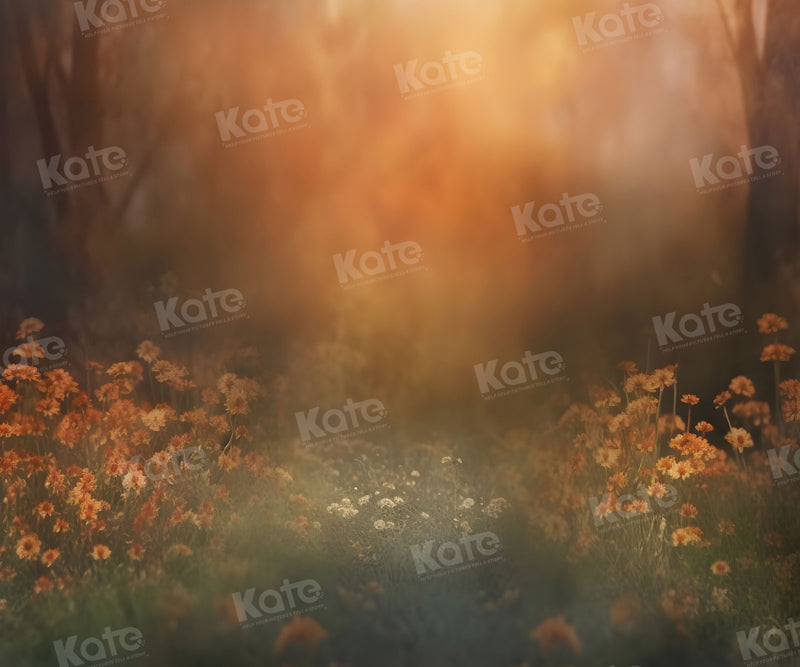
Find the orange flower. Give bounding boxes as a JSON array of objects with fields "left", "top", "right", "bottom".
[
  {"left": 34, "top": 501, "right": 55, "bottom": 518},
  {"left": 695, "top": 421, "right": 714, "bottom": 434},
  {"left": 127, "top": 543, "right": 146, "bottom": 560},
  {"left": 290, "top": 494, "right": 309, "bottom": 506},
  {"left": 757, "top": 313, "right": 788, "bottom": 334},
  {"left": 718, "top": 519, "right": 735, "bottom": 535},
  {"left": 136, "top": 341, "right": 161, "bottom": 364},
  {"left": 168, "top": 544, "right": 193, "bottom": 557},
  {"left": 90, "top": 544, "right": 111, "bottom": 561},
  {"left": 680, "top": 394, "right": 700, "bottom": 406},
  {"left": 680, "top": 503, "right": 698, "bottom": 518},
  {"left": 761, "top": 344, "right": 796, "bottom": 363},
  {"left": 530, "top": 616, "right": 582, "bottom": 655},
  {"left": 33, "top": 575, "right": 53, "bottom": 595},
  {"left": 725, "top": 428, "right": 754, "bottom": 453},
  {"left": 711, "top": 560, "right": 730, "bottom": 575},
  {"left": 274, "top": 616, "right": 329, "bottom": 655},
  {"left": 15, "top": 534, "right": 41, "bottom": 560},
  {"left": 2, "top": 364, "right": 39, "bottom": 382},
  {"left": 713, "top": 391, "right": 732, "bottom": 408},
  {"left": 41, "top": 549, "right": 60, "bottom": 567},
  {"left": 0, "top": 385, "right": 20, "bottom": 414},
  {"left": 729, "top": 376, "right": 755, "bottom": 397},
  {"left": 53, "top": 518, "right": 69, "bottom": 533},
  {"left": 16, "top": 317, "right": 44, "bottom": 340}
]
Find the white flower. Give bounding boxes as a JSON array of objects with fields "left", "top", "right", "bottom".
[
  {"left": 460, "top": 498, "right": 475, "bottom": 510},
  {"left": 358, "top": 495, "right": 371, "bottom": 506},
  {"left": 410, "top": 470, "right": 420, "bottom": 477},
  {"left": 378, "top": 498, "right": 396, "bottom": 509},
  {"left": 392, "top": 496, "right": 405, "bottom": 505},
  {"left": 420, "top": 512, "right": 430, "bottom": 519},
  {"left": 374, "top": 520, "right": 386, "bottom": 530}
]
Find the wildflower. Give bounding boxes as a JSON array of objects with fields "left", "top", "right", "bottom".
[
  {"left": 421, "top": 512, "right": 431, "bottom": 519},
  {"left": 34, "top": 501, "right": 55, "bottom": 518},
  {"left": 0, "top": 386, "right": 20, "bottom": 414},
  {"left": 594, "top": 446, "right": 621, "bottom": 468},
  {"left": 617, "top": 361, "right": 638, "bottom": 374},
  {"left": 127, "top": 543, "right": 146, "bottom": 560},
  {"left": 680, "top": 503, "right": 698, "bottom": 518},
  {"left": 290, "top": 494, "right": 309, "bottom": 506},
  {"left": 725, "top": 428, "right": 754, "bottom": 453},
  {"left": 779, "top": 380, "right": 800, "bottom": 422},
  {"left": 695, "top": 421, "right": 714, "bottom": 434},
  {"left": 2, "top": 364, "right": 39, "bottom": 382},
  {"left": 410, "top": 470, "right": 420, "bottom": 477},
  {"left": 41, "top": 549, "right": 59, "bottom": 567},
  {"left": 757, "top": 313, "right": 788, "bottom": 334},
  {"left": 378, "top": 498, "right": 396, "bottom": 509},
  {"left": 656, "top": 456, "right": 677, "bottom": 476},
  {"left": 647, "top": 482, "right": 668, "bottom": 498},
  {"left": 357, "top": 495, "right": 371, "bottom": 506},
  {"left": 136, "top": 341, "right": 160, "bottom": 363},
  {"left": 16, "top": 317, "right": 44, "bottom": 340},
  {"left": 711, "top": 560, "right": 730, "bottom": 575},
  {"left": 761, "top": 344, "right": 796, "bottom": 362},
  {"left": 15, "top": 535, "right": 41, "bottom": 560},
  {"left": 729, "top": 376, "right": 756, "bottom": 397},
  {"left": 373, "top": 520, "right": 388, "bottom": 530},
  {"left": 681, "top": 394, "right": 700, "bottom": 405},
  {"left": 718, "top": 519, "right": 735, "bottom": 535},
  {"left": 122, "top": 468, "right": 148, "bottom": 494},
  {"left": 34, "top": 576, "right": 53, "bottom": 595},
  {"left": 624, "top": 373, "right": 650, "bottom": 393},
  {"left": 38, "top": 369, "right": 79, "bottom": 400},
  {"left": 53, "top": 518, "right": 69, "bottom": 533},
  {"left": 90, "top": 545, "right": 112, "bottom": 561},
  {"left": 713, "top": 391, "right": 732, "bottom": 408},
  {"left": 530, "top": 616, "right": 582, "bottom": 655},
  {"left": 593, "top": 388, "right": 621, "bottom": 408},
  {"left": 274, "top": 616, "right": 328, "bottom": 655},
  {"left": 460, "top": 498, "right": 475, "bottom": 510}
]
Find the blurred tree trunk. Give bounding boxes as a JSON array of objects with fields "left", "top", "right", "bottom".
[{"left": 720, "top": 0, "right": 800, "bottom": 288}]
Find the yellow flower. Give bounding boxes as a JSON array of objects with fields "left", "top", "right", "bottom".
[
  {"left": 725, "top": 428, "right": 754, "bottom": 453},
  {"left": 15, "top": 534, "right": 41, "bottom": 560}
]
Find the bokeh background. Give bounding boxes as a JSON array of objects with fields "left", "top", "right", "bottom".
[{"left": 1, "top": 1, "right": 800, "bottom": 666}]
